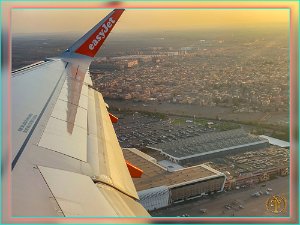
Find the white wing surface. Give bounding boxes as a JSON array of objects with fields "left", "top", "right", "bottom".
[{"left": 10, "top": 9, "right": 150, "bottom": 217}]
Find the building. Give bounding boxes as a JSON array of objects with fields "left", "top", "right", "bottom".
[
  {"left": 123, "top": 148, "right": 226, "bottom": 211},
  {"left": 224, "top": 166, "right": 289, "bottom": 190},
  {"left": 259, "top": 135, "right": 289, "bottom": 148},
  {"left": 138, "top": 186, "right": 170, "bottom": 211},
  {"left": 127, "top": 60, "right": 139, "bottom": 68},
  {"left": 147, "top": 129, "right": 269, "bottom": 165}
]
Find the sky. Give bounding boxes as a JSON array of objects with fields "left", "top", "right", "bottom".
[{"left": 12, "top": 9, "right": 289, "bottom": 35}]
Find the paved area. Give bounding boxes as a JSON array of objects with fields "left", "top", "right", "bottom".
[
  {"left": 113, "top": 111, "right": 236, "bottom": 148},
  {"left": 151, "top": 176, "right": 289, "bottom": 217}
]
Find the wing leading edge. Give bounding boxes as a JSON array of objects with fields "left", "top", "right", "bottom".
[{"left": 11, "top": 9, "right": 150, "bottom": 217}]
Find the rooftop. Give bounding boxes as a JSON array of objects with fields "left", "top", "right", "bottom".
[
  {"left": 259, "top": 135, "right": 289, "bottom": 148},
  {"left": 148, "top": 129, "right": 268, "bottom": 159},
  {"left": 123, "top": 148, "right": 223, "bottom": 191}
]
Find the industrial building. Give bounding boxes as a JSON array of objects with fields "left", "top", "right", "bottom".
[
  {"left": 123, "top": 148, "right": 226, "bottom": 211},
  {"left": 147, "top": 129, "right": 269, "bottom": 165},
  {"left": 259, "top": 135, "right": 290, "bottom": 148}
]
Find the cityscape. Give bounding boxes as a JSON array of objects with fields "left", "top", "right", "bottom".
[
  {"left": 12, "top": 25, "right": 289, "bottom": 217},
  {"left": 90, "top": 28, "right": 288, "bottom": 114}
]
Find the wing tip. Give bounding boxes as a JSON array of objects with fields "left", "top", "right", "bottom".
[{"left": 68, "top": 8, "right": 125, "bottom": 58}]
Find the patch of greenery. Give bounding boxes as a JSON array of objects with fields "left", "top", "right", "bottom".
[
  {"left": 171, "top": 118, "right": 186, "bottom": 125},
  {"left": 140, "top": 111, "right": 168, "bottom": 120},
  {"left": 238, "top": 120, "right": 289, "bottom": 141},
  {"left": 194, "top": 118, "right": 209, "bottom": 126},
  {"left": 212, "top": 122, "right": 241, "bottom": 131},
  {"left": 271, "top": 131, "right": 289, "bottom": 142}
]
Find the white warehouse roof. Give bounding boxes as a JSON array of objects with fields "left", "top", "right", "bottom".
[{"left": 259, "top": 135, "right": 290, "bottom": 148}]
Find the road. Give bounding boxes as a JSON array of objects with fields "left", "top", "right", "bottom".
[{"left": 106, "top": 99, "right": 288, "bottom": 127}]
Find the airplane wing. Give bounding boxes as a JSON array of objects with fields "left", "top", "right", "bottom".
[{"left": 10, "top": 9, "right": 150, "bottom": 217}]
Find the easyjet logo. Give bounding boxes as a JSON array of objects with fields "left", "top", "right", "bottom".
[{"left": 89, "top": 17, "right": 116, "bottom": 50}]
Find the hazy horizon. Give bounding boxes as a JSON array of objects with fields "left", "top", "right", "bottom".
[
  {"left": 12, "top": 9, "right": 289, "bottom": 35},
  {"left": 12, "top": 25, "right": 289, "bottom": 38}
]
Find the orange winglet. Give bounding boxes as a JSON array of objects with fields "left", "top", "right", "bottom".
[
  {"left": 109, "top": 113, "right": 118, "bottom": 123},
  {"left": 126, "top": 160, "right": 143, "bottom": 178}
]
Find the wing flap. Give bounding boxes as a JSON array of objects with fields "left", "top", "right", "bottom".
[
  {"left": 38, "top": 166, "right": 118, "bottom": 216},
  {"left": 97, "top": 183, "right": 150, "bottom": 216},
  {"left": 38, "top": 166, "right": 149, "bottom": 216},
  {"left": 87, "top": 88, "right": 139, "bottom": 199}
]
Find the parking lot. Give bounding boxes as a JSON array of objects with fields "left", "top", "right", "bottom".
[
  {"left": 206, "top": 146, "right": 289, "bottom": 178},
  {"left": 151, "top": 176, "right": 289, "bottom": 217},
  {"left": 112, "top": 111, "right": 240, "bottom": 148}
]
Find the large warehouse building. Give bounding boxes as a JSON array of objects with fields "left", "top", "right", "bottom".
[
  {"left": 123, "top": 148, "right": 226, "bottom": 211},
  {"left": 147, "top": 129, "right": 269, "bottom": 165}
]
